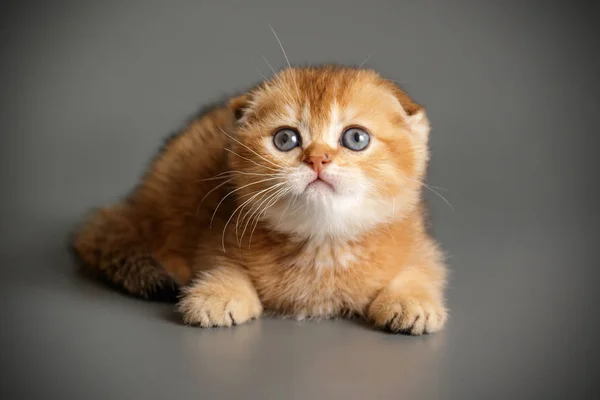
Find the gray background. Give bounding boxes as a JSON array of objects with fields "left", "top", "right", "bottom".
[{"left": 1, "top": 1, "right": 599, "bottom": 399}]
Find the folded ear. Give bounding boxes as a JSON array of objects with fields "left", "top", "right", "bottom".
[
  {"left": 404, "top": 107, "right": 430, "bottom": 138},
  {"left": 228, "top": 93, "right": 252, "bottom": 124},
  {"left": 387, "top": 82, "right": 430, "bottom": 139}
]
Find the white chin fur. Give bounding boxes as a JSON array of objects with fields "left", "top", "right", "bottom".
[
  {"left": 263, "top": 193, "right": 391, "bottom": 242},
  {"left": 262, "top": 167, "right": 399, "bottom": 242}
]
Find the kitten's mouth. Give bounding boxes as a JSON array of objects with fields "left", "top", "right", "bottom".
[{"left": 306, "top": 177, "right": 335, "bottom": 192}]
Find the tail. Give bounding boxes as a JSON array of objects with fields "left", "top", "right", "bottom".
[{"left": 70, "top": 205, "right": 180, "bottom": 302}]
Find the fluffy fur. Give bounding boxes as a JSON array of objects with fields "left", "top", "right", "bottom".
[{"left": 72, "top": 65, "right": 448, "bottom": 335}]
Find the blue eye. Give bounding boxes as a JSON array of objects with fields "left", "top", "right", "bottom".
[
  {"left": 273, "top": 128, "right": 301, "bottom": 152},
  {"left": 341, "top": 127, "right": 370, "bottom": 151}
]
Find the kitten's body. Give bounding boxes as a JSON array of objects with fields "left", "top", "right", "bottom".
[{"left": 73, "top": 66, "right": 448, "bottom": 334}]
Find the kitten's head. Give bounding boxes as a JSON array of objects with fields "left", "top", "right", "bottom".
[{"left": 228, "top": 66, "right": 430, "bottom": 242}]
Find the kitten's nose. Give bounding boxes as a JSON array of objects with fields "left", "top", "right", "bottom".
[{"left": 304, "top": 154, "right": 330, "bottom": 174}]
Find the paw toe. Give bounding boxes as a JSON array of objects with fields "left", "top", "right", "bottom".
[
  {"left": 178, "top": 290, "right": 262, "bottom": 328},
  {"left": 370, "top": 295, "right": 447, "bottom": 336}
]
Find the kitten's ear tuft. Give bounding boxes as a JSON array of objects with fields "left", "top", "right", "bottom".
[{"left": 229, "top": 94, "right": 252, "bottom": 124}]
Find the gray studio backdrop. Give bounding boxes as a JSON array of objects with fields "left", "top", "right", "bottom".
[{"left": 1, "top": 1, "right": 598, "bottom": 399}]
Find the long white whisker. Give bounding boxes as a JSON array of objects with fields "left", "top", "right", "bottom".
[
  {"left": 261, "top": 187, "right": 290, "bottom": 223},
  {"left": 239, "top": 186, "right": 283, "bottom": 244},
  {"left": 195, "top": 171, "right": 279, "bottom": 182},
  {"left": 269, "top": 24, "right": 291, "bottom": 69},
  {"left": 262, "top": 186, "right": 291, "bottom": 221},
  {"left": 196, "top": 170, "right": 285, "bottom": 182},
  {"left": 422, "top": 184, "right": 455, "bottom": 212},
  {"left": 221, "top": 182, "right": 285, "bottom": 252},
  {"left": 249, "top": 187, "right": 291, "bottom": 247},
  {"left": 275, "top": 192, "right": 297, "bottom": 228},
  {"left": 358, "top": 51, "right": 375, "bottom": 68},
  {"left": 223, "top": 148, "right": 279, "bottom": 172},
  {"left": 400, "top": 176, "right": 454, "bottom": 211},
  {"left": 259, "top": 53, "right": 277, "bottom": 75},
  {"left": 196, "top": 177, "right": 235, "bottom": 214},
  {"left": 240, "top": 184, "right": 288, "bottom": 245},
  {"left": 238, "top": 187, "right": 287, "bottom": 250},
  {"left": 288, "top": 198, "right": 307, "bottom": 217},
  {"left": 389, "top": 79, "right": 420, "bottom": 85},
  {"left": 210, "top": 177, "right": 282, "bottom": 227},
  {"left": 254, "top": 65, "right": 268, "bottom": 81},
  {"left": 423, "top": 183, "right": 449, "bottom": 192},
  {"left": 236, "top": 183, "right": 285, "bottom": 245},
  {"left": 368, "top": 165, "right": 450, "bottom": 193},
  {"left": 217, "top": 125, "right": 286, "bottom": 170},
  {"left": 268, "top": 24, "right": 301, "bottom": 102},
  {"left": 386, "top": 224, "right": 397, "bottom": 243}
]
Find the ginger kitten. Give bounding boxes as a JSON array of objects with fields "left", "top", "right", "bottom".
[{"left": 72, "top": 65, "right": 448, "bottom": 335}]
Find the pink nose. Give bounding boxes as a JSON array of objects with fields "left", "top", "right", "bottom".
[{"left": 304, "top": 154, "right": 330, "bottom": 173}]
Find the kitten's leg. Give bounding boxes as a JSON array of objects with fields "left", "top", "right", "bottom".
[
  {"left": 177, "top": 263, "right": 263, "bottom": 327},
  {"left": 368, "top": 260, "right": 447, "bottom": 335}
]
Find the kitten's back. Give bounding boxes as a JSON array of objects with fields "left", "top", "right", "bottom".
[{"left": 71, "top": 103, "right": 236, "bottom": 299}]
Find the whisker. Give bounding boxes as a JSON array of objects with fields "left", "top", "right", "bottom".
[
  {"left": 287, "top": 198, "right": 307, "bottom": 217},
  {"left": 217, "top": 125, "right": 286, "bottom": 170},
  {"left": 223, "top": 148, "right": 280, "bottom": 172},
  {"left": 369, "top": 174, "right": 454, "bottom": 212},
  {"left": 195, "top": 175, "right": 232, "bottom": 183},
  {"left": 368, "top": 165, "right": 450, "bottom": 192},
  {"left": 221, "top": 182, "right": 285, "bottom": 252},
  {"left": 259, "top": 53, "right": 277, "bottom": 75},
  {"left": 260, "top": 186, "right": 290, "bottom": 223},
  {"left": 358, "top": 51, "right": 375, "bottom": 68},
  {"left": 400, "top": 176, "right": 454, "bottom": 211},
  {"left": 268, "top": 24, "right": 301, "bottom": 102},
  {"left": 240, "top": 184, "right": 289, "bottom": 246},
  {"left": 389, "top": 79, "right": 422, "bottom": 86},
  {"left": 275, "top": 192, "right": 297, "bottom": 228},
  {"left": 254, "top": 65, "right": 268, "bottom": 81},
  {"left": 196, "top": 177, "right": 235, "bottom": 214},
  {"left": 210, "top": 177, "right": 282, "bottom": 227},
  {"left": 235, "top": 183, "right": 285, "bottom": 245},
  {"left": 249, "top": 187, "right": 291, "bottom": 247},
  {"left": 386, "top": 224, "right": 397, "bottom": 244},
  {"left": 269, "top": 24, "right": 291, "bottom": 70},
  {"left": 423, "top": 183, "right": 449, "bottom": 192},
  {"left": 239, "top": 186, "right": 284, "bottom": 244},
  {"left": 195, "top": 170, "right": 282, "bottom": 182},
  {"left": 422, "top": 184, "right": 455, "bottom": 212}
]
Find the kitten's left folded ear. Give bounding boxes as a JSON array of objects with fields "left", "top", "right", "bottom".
[{"left": 229, "top": 93, "right": 252, "bottom": 124}]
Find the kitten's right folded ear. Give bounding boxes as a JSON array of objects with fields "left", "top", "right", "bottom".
[{"left": 229, "top": 93, "right": 252, "bottom": 124}]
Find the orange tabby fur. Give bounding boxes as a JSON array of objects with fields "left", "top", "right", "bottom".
[{"left": 72, "top": 65, "right": 448, "bottom": 335}]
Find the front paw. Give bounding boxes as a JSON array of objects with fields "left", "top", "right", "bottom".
[
  {"left": 177, "top": 283, "right": 263, "bottom": 327},
  {"left": 368, "top": 292, "right": 447, "bottom": 335}
]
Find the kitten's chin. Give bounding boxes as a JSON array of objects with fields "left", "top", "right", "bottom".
[
  {"left": 263, "top": 190, "right": 393, "bottom": 242},
  {"left": 304, "top": 179, "right": 335, "bottom": 196}
]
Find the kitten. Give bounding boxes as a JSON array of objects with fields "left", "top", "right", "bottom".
[{"left": 72, "top": 65, "right": 448, "bottom": 335}]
